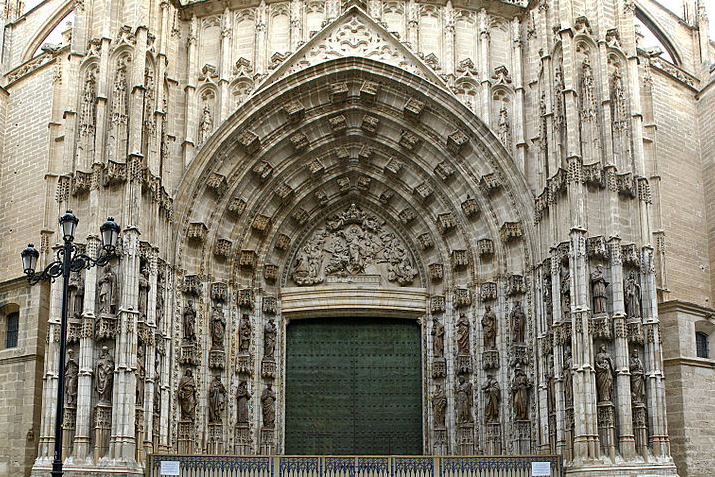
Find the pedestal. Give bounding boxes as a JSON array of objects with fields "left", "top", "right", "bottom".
[
  {"left": 509, "top": 344, "right": 528, "bottom": 366},
  {"left": 457, "top": 354, "right": 471, "bottom": 374},
  {"left": 237, "top": 353, "right": 253, "bottom": 376},
  {"left": 260, "top": 427, "right": 275, "bottom": 454},
  {"left": 207, "top": 423, "right": 223, "bottom": 454},
  {"left": 234, "top": 425, "right": 251, "bottom": 454},
  {"left": 485, "top": 422, "right": 501, "bottom": 454},
  {"left": 633, "top": 402, "right": 648, "bottom": 459},
  {"left": 177, "top": 420, "right": 194, "bottom": 454},
  {"left": 590, "top": 313, "right": 612, "bottom": 340},
  {"left": 482, "top": 350, "right": 499, "bottom": 370},
  {"left": 180, "top": 342, "right": 199, "bottom": 366},
  {"left": 457, "top": 423, "right": 474, "bottom": 455},
  {"left": 93, "top": 402, "right": 112, "bottom": 460},
  {"left": 432, "top": 427, "right": 447, "bottom": 454},
  {"left": 209, "top": 349, "right": 225, "bottom": 369},
  {"left": 261, "top": 358, "right": 276, "bottom": 378},
  {"left": 514, "top": 420, "right": 531, "bottom": 454},
  {"left": 62, "top": 406, "right": 76, "bottom": 459},
  {"left": 95, "top": 314, "right": 118, "bottom": 340},
  {"left": 597, "top": 401, "right": 616, "bottom": 461},
  {"left": 432, "top": 357, "right": 446, "bottom": 378}
]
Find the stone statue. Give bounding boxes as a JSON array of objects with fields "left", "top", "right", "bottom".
[
  {"left": 97, "top": 264, "right": 117, "bottom": 315},
  {"left": 511, "top": 367, "right": 531, "bottom": 421},
  {"left": 482, "top": 374, "right": 501, "bottom": 423},
  {"left": 543, "top": 274, "right": 553, "bottom": 325},
  {"left": 455, "top": 375, "right": 473, "bottom": 424},
  {"left": 261, "top": 383, "right": 276, "bottom": 428},
  {"left": 183, "top": 300, "right": 196, "bottom": 343},
  {"left": 155, "top": 281, "right": 164, "bottom": 327},
  {"left": 591, "top": 265, "right": 609, "bottom": 315},
  {"left": 432, "top": 384, "right": 447, "bottom": 428},
  {"left": 64, "top": 349, "right": 79, "bottom": 406},
  {"left": 264, "top": 317, "right": 277, "bottom": 359},
  {"left": 177, "top": 368, "right": 197, "bottom": 421},
  {"left": 482, "top": 305, "right": 497, "bottom": 350},
  {"left": 136, "top": 346, "right": 145, "bottom": 406},
  {"left": 595, "top": 344, "right": 615, "bottom": 402},
  {"left": 153, "top": 354, "right": 161, "bottom": 414},
  {"left": 630, "top": 348, "right": 645, "bottom": 404},
  {"left": 208, "top": 375, "right": 226, "bottom": 423},
  {"left": 68, "top": 271, "right": 84, "bottom": 319},
  {"left": 625, "top": 271, "right": 641, "bottom": 320},
  {"left": 546, "top": 353, "right": 556, "bottom": 411},
  {"left": 510, "top": 302, "right": 525, "bottom": 344},
  {"left": 236, "top": 380, "right": 251, "bottom": 425},
  {"left": 138, "top": 266, "right": 150, "bottom": 321},
  {"left": 95, "top": 346, "right": 115, "bottom": 403},
  {"left": 456, "top": 312, "right": 470, "bottom": 356},
  {"left": 239, "top": 313, "right": 252, "bottom": 353},
  {"left": 431, "top": 316, "right": 444, "bottom": 358},
  {"left": 563, "top": 346, "right": 573, "bottom": 407},
  {"left": 210, "top": 302, "right": 226, "bottom": 351},
  {"left": 560, "top": 267, "right": 571, "bottom": 317}
]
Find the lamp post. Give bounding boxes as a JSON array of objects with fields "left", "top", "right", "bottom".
[{"left": 21, "top": 210, "right": 120, "bottom": 477}]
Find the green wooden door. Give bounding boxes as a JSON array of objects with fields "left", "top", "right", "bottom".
[{"left": 285, "top": 317, "right": 423, "bottom": 455}]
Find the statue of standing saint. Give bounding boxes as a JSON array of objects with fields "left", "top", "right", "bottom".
[
  {"left": 264, "top": 317, "right": 277, "bottom": 359},
  {"left": 208, "top": 375, "right": 226, "bottom": 423},
  {"left": 136, "top": 346, "right": 146, "bottom": 406},
  {"left": 595, "top": 344, "right": 615, "bottom": 402},
  {"left": 510, "top": 302, "right": 525, "bottom": 344},
  {"left": 236, "top": 380, "right": 251, "bottom": 425},
  {"left": 177, "top": 368, "right": 197, "bottom": 421},
  {"left": 456, "top": 312, "right": 470, "bottom": 356},
  {"left": 97, "top": 264, "right": 117, "bottom": 315},
  {"left": 432, "top": 384, "right": 447, "bottom": 428},
  {"left": 239, "top": 313, "right": 252, "bottom": 353},
  {"left": 630, "top": 348, "right": 645, "bottom": 404},
  {"left": 590, "top": 265, "right": 609, "bottom": 315},
  {"left": 511, "top": 368, "right": 531, "bottom": 421},
  {"left": 482, "top": 305, "right": 497, "bottom": 350},
  {"left": 261, "top": 383, "right": 276, "bottom": 428},
  {"left": 431, "top": 317, "right": 444, "bottom": 358},
  {"left": 455, "top": 375, "right": 473, "bottom": 424},
  {"left": 183, "top": 300, "right": 196, "bottom": 343},
  {"left": 138, "top": 266, "right": 150, "bottom": 321},
  {"left": 64, "top": 349, "right": 79, "bottom": 406},
  {"left": 625, "top": 271, "right": 641, "bottom": 320},
  {"left": 482, "top": 374, "right": 501, "bottom": 423},
  {"left": 563, "top": 346, "right": 573, "bottom": 407},
  {"left": 95, "top": 346, "right": 115, "bottom": 403},
  {"left": 210, "top": 302, "right": 225, "bottom": 351},
  {"left": 68, "top": 271, "right": 84, "bottom": 319}
]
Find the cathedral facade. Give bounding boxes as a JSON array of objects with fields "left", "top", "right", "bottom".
[{"left": 0, "top": 0, "right": 713, "bottom": 475}]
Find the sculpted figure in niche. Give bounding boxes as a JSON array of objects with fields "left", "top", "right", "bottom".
[
  {"left": 432, "top": 384, "right": 447, "bottom": 428},
  {"left": 95, "top": 346, "right": 115, "bottom": 403},
  {"left": 546, "top": 353, "right": 556, "bottom": 411},
  {"left": 138, "top": 266, "right": 150, "bottom": 321},
  {"left": 68, "top": 271, "right": 84, "bottom": 319},
  {"left": 177, "top": 368, "right": 197, "bottom": 421},
  {"left": 236, "top": 380, "right": 251, "bottom": 425},
  {"left": 64, "top": 349, "right": 79, "bottom": 406},
  {"left": 543, "top": 274, "right": 553, "bottom": 325},
  {"left": 482, "top": 305, "right": 497, "bottom": 350},
  {"left": 264, "top": 317, "right": 277, "bottom": 359},
  {"left": 261, "top": 382, "right": 276, "bottom": 428},
  {"left": 210, "top": 302, "right": 226, "bottom": 351},
  {"left": 155, "top": 279, "right": 164, "bottom": 327},
  {"left": 561, "top": 266, "right": 571, "bottom": 317},
  {"left": 630, "top": 348, "right": 645, "bottom": 404},
  {"left": 97, "top": 264, "right": 118, "bottom": 315},
  {"left": 456, "top": 312, "right": 470, "bottom": 356},
  {"left": 511, "top": 367, "right": 531, "bottom": 421},
  {"left": 431, "top": 316, "right": 444, "bottom": 358},
  {"left": 625, "top": 271, "right": 641, "bottom": 320},
  {"left": 591, "top": 265, "right": 609, "bottom": 315},
  {"left": 239, "top": 313, "right": 252, "bottom": 353},
  {"left": 208, "top": 375, "right": 226, "bottom": 423},
  {"left": 153, "top": 354, "right": 161, "bottom": 414},
  {"left": 136, "top": 345, "right": 146, "bottom": 406},
  {"left": 510, "top": 302, "right": 525, "bottom": 344},
  {"left": 563, "top": 346, "right": 573, "bottom": 407},
  {"left": 183, "top": 300, "right": 196, "bottom": 343},
  {"left": 595, "top": 344, "right": 615, "bottom": 402},
  {"left": 455, "top": 375, "right": 473, "bottom": 424},
  {"left": 482, "top": 374, "right": 501, "bottom": 423}
]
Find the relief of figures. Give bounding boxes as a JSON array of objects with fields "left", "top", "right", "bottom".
[
  {"left": 208, "top": 375, "right": 226, "bottom": 423},
  {"left": 178, "top": 368, "right": 197, "bottom": 421},
  {"left": 136, "top": 346, "right": 145, "bottom": 406},
  {"left": 210, "top": 302, "right": 226, "bottom": 351},
  {"left": 292, "top": 204, "right": 417, "bottom": 286},
  {"left": 510, "top": 302, "right": 525, "bottom": 344},
  {"left": 591, "top": 265, "right": 609, "bottom": 315},
  {"left": 595, "top": 344, "right": 615, "bottom": 402},
  {"left": 561, "top": 266, "right": 571, "bottom": 317},
  {"left": 97, "top": 264, "right": 118, "bottom": 315},
  {"left": 482, "top": 306, "right": 497, "bottom": 350}
]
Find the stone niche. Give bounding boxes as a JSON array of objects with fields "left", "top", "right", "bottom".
[{"left": 288, "top": 203, "right": 421, "bottom": 288}]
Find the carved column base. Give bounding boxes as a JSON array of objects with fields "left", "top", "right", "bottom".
[
  {"left": 485, "top": 422, "right": 501, "bottom": 454},
  {"left": 234, "top": 425, "right": 251, "bottom": 454},
  {"left": 432, "top": 357, "right": 446, "bottom": 378},
  {"left": 180, "top": 342, "right": 199, "bottom": 366},
  {"left": 514, "top": 420, "right": 531, "bottom": 454},
  {"left": 177, "top": 420, "right": 194, "bottom": 454},
  {"left": 207, "top": 423, "right": 223, "bottom": 454},
  {"left": 482, "top": 350, "right": 499, "bottom": 370},
  {"left": 597, "top": 402, "right": 616, "bottom": 461},
  {"left": 456, "top": 354, "right": 471, "bottom": 375},
  {"left": 62, "top": 406, "right": 77, "bottom": 459},
  {"left": 633, "top": 403, "right": 648, "bottom": 459},
  {"left": 237, "top": 354, "right": 253, "bottom": 376},
  {"left": 134, "top": 408, "right": 144, "bottom": 465},
  {"left": 93, "top": 402, "right": 112, "bottom": 460},
  {"left": 261, "top": 358, "right": 276, "bottom": 378},
  {"left": 457, "top": 423, "right": 474, "bottom": 455},
  {"left": 209, "top": 349, "right": 225, "bottom": 369},
  {"left": 260, "top": 428, "right": 275, "bottom": 454},
  {"left": 432, "top": 427, "right": 447, "bottom": 454}
]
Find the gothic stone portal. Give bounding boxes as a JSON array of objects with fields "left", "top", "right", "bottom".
[{"left": 285, "top": 318, "right": 422, "bottom": 455}]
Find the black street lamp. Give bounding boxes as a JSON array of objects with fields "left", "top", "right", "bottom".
[{"left": 21, "top": 211, "right": 120, "bottom": 477}]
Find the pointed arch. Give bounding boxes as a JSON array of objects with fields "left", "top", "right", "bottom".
[{"left": 21, "top": 0, "right": 74, "bottom": 62}]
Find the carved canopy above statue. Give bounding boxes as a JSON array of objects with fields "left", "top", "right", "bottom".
[{"left": 290, "top": 203, "right": 418, "bottom": 287}]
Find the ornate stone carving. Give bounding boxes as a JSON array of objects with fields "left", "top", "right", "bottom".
[
  {"left": 622, "top": 244, "right": 640, "bottom": 268},
  {"left": 263, "top": 296, "right": 278, "bottom": 315},
  {"left": 329, "top": 114, "right": 347, "bottom": 134},
  {"left": 482, "top": 305, "right": 497, "bottom": 350},
  {"left": 283, "top": 100, "right": 304, "bottom": 123},
  {"left": 228, "top": 196, "right": 247, "bottom": 216},
  {"left": 236, "top": 380, "right": 251, "bottom": 425},
  {"left": 630, "top": 348, "right": 646, "bottom": 404},
  {"left": 208, "top": 375, "right": 226, "bottom": 423},
  {"left": 455, "top": 288, "right": 472, "bottom": 308},
  {"left": 590, "top": 265, "right": 609, "bottom": 315},
  {"left": 359, "top": 145, "right": 373, "bottom": 160},
  {"left": 399, "top": 208, "right": 415, "bottom": 225},
  {"left": 384, "top": 158, "right": 403, "bottom": 175},
  {"left": 506, "top": 275, "right": 525, "bottom": 296},
  {"left": 500, "top": 222, "right": 523, "bottom": 242},
  {"left": 429, "top": 263, "right": 443, "bottom": 282},
  {"left": 307, "top": 159, "right": 324, "bottom": 176},
  {"left": 432, "top": 385, "right": 447, "bottom": 428},
  {"left": 64, "top": 350, "right": 79, "bottom": 407},
  {"left": 183, "top": 300, "right": 197, "bottom": 343},
  {"left": 624, "top": 271, "right": 641, "bottom": 320},
  {"left": 331, "top": 82, "right": 349, "bottom": 103},
  {"left": 360, "top": 80, "right": 379, "bottom": 103},
  {"left": 238, "top": 289, "right": 254, "bottom": 309},
  {"left": 252, "top": 161, "right": 273, "bottom": 182},
  {"left": 432, "top": 316, "right": 445, "bottom": 358},
  {"left": 361, "top": 115, "right": 379, "bottom": 134},
  {"left": 183, "top": 275, "right": 202, "bottom": 295},
  {"left": 418, "top": 233, "right": 433, "bottom": 250},
  {"left": 210, "top": 282, "right": 227, "bottom": 302},
  {"left": 399, "top": 130, "right": 420, "bottom": 150},
  {"left": 261, "top": 383, "right": 276, "bottom": 429},
  {"left": 337, "top": 177, "right": 351, "bottom": 193},
  {"left": 434, "top": 161, "right": 455, "bottom": 181},
  {"left": 452, "top": 250, "right": 469, "bottom": 269},
  {"left": 240, "top": 250, "right": 257, "bottom": 269},
  {"left": 478, "top": 238, "right": 494, "bottom": 257},
  {"left": 237, "top": 130, "right": 260, "bottom": 154},
  {"left": 210, "top": 302, "right": 226, "bottom": 354},
  {"left": 595, "top": 344, "right": 615, "bottom": 402},
  {"left": 207, "top": 173, "right": 227, "bottom": 197},
  {"left": 290, "top": 133, "right": 309, "bottom": 151},
  {"left": 587, "top": 236, "right": 608, "bottom": 259},
  {"left": 264, "top": 264, "right": 279, "bottom": 284},
  {"left": 413, "top": 182, "right": 433, "bottom": 202},
  {"left": 437, "top": 213, "right": 457, "bottom": 235},
  {"left": 188, "top": 222, "right": 208, "bottom": 242},
  {"left": 447, "top": 130, "right": 468, "bottom": 154},
  {"left": 291, "top": 204, "right": 417, "bottom": 286},
  {"left": 431, "top": 296, "right": 446, "bottom": 314},
  {"left": 461, "top": 198, "right": 479, "bottom": 219},
  {"left": 480, "top": 173, "right": 501, "bottom": 195},
  {"left": 68, "top": 271, "right": 84, "bottom": 319},
  {"left": 481, "top": 282, "right": 497, "bottom": 301},
  {"left": 404, "top": 97, "right": 424, "bottom": 122},
  {"left": 214, "top": 239, "right": 232, "bottom": 258}
]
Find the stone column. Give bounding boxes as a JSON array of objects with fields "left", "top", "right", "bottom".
[
  {"left": 219, "top": 7, "right": 232, "bottom": 122},
  {"left": 182, "top": 15, "right": 199, "bottom": 168},
  {"left": 141, "top": 248, "right": 159, "bottom": 461},
  {"left": 550, "top": 249, "right": 567, "bottom": 459},
  {"left": 511, "top": 16, "right": 526, "bottom": 173},
  {"left": 478, "top": 9, "right": 490, "bottom": 122},
  {"left": 443, "top": 2, "right": 455, "bottom": 77}
]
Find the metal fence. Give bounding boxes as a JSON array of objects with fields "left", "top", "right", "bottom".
[{"left": 146, "top": 455, "right": 563, "bottom": 477}]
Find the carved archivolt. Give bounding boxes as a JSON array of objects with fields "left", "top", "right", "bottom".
[{"left": 290, "top": 203, "right": 418, "bottom": 287}]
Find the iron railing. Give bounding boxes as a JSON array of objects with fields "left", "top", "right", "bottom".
[{"left": 146, "top": 455, "right": 563, "bottom": 477}]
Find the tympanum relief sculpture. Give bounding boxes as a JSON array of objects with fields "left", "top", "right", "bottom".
[{"left": 291, "top": 204, "right": 417, "bottom": 286}]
